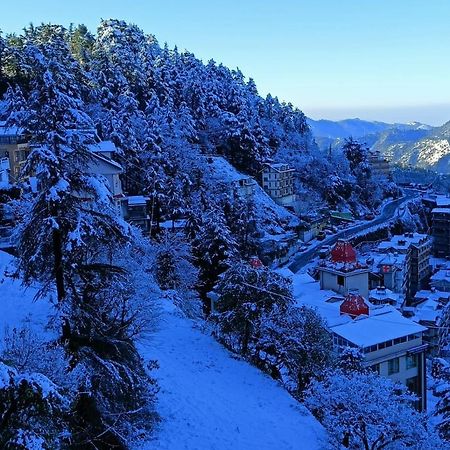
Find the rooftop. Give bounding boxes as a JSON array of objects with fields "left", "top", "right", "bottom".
[
  {"left": 331, "top": 306, "right": 426, "bottom": 348},
  {"left": 377, "top": 233, "right": 429, "bottom": 251}
]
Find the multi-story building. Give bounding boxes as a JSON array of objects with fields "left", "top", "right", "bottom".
[
  {"left": 318, "top": 240, "right": 370, "bottom": 299},
  {"left": 0, "top": 122, "right": 31, "bottom": 184},
  {"left": 0, "top": 157, "right": 10, "bottom": 189},
  {"left": 377, "top": 233, "right": 431, "bottom": 303},
  {"left": 261, "top": 162, "right": 296, "bottom": 207},
  {"left": 430, "top": 266, "right": 450, "bottom": 292},
  {"left": 369, "top": 252, "right": 407, "bottom": 295},
  {"left": 294, "top": 274, "right": 428, "bottom": 411},
  {"left": 205, "top": 156, "right": 256, "bottom": 199},
  {"left": 331, "top": 293, "right": 427, "bottom": 410},
  {"left": 432, "top": 207, "right": 450, "bottom": 257},
  {"left": 368, "top": 150, "right": 391, "bottom": 179},
  {"left": 406, "top": 289, "right": 450, "bottom": 356}
]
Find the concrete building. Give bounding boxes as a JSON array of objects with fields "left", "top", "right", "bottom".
[
  {"left": 431, "top": 208, "right": 450, "bottom": 257},
  {"left": 405, "top": 289, "right": 450, "bottom": 356},
  {"left": 368, "top": 252, "right": 407, "bottom": 296},
  {"left": 332, "top": 295, "right": 427, "bottom": 410},
  {"left": 430, "top": 267, "right": 450, "bottom": 292},
  {"left": 377, "top": 233, "right": 431, "bottom": 302},
  {"left": 368, "top": 150, "right": 391, "bottom": 179},
  {"left": 205, "top": 156, "right": 256, "bottom": 199},
  {"left": 261, "top": 163, "right": 296, "bottom": 207},
  {"left": 0, "top": 122, "right": 31, "bottom": 184},
  {"left": 318, "top": 241, "right": 370, "bottom": 299},
  {"left": 293, "top": 275, "right": 428, "bottom": 411}
]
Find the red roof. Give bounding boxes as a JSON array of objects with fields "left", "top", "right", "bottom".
[
  {"left": 249, "top": 256, "right": 263, "bottom": 269},
  {"left": 340, "top": 292, "right": 369, "bottom": 318},
  {"left": 331, "top": 241, "right": 356, "bottom": 264}
]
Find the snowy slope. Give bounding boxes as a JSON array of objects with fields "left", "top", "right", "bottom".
[
  {"left": 0, "top": 251, "right": 53, "bottom": 348},
  {"left": 140, "top": 302, "right": 327, "bottom": 450}
]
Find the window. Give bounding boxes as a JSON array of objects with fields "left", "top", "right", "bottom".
[
  {"left": 406, "top": 354, "right": 418, "bottom": 369},
  {"left": 406, "top": 376, "right": 419, "bottom": 395},
  {"left": 337, "top": 275, "right": 345, "bottom": 286},
  {"left": 388, "top": 357, "right": 400, "bottom": 375},
  {"left": 371, "top": 363, "right": 381, "bottom": 375}
]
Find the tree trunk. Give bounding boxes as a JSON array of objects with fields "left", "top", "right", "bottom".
[{"left": 51, "top": 215, "right": 65, "bottom": 303}]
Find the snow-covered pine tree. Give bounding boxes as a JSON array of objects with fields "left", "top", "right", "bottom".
[
  {"left": 193, "top": 206, "right": 237, "bottom": 312},
  {"left": 306, "top": 371, "right": 446, "bottom": 449},
  {"left": 0, "top": 362, "right": 67, "bottom": 449}
]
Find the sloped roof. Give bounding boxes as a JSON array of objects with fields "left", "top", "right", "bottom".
[{"left": 331, "top": 241, "right": 356, "bottom": 264}]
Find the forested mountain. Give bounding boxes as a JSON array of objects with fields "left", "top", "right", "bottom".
[
  {"left": 0, "top": 20, "right": 409, "bottom": 449},
  {"left": 0, "top": 20, "right": 395, "bottom": 221},
  {"left": 310, "top": 116, "right": 450, "bottom": 174},
  {"left": 372, "top": 121, "right": 450, "bottom": 173}
]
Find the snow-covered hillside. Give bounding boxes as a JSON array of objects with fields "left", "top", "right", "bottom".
[
  {"left": 140, "top": 301, "right": 327, "bottom": 450},
  {"left": 0, "top": 250, "right": 326, "bottom": 450}
]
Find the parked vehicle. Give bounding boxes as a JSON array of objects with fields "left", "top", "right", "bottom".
[
  {"left": 317, "top": 231, "right": 326, "bottom": 241},
  {"left": 319, "top": 245, "right": 330, "bottom": 258}
]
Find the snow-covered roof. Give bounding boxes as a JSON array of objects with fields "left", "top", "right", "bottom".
[
  {"left": 0, "top": 121, "right": 24, "bottom": 136},
  {"left": 127, "top": 195, "right": 149, "bottom": 206},
  {"left": 432, "top": 208, "right": 450, "bottom": 214},
  {"left": 423, "top": 194, "right": 450, "bottom": 207},
  {"left": 89, "top": 140, "right": 117, "bottom": 154},
  {"left": 369, "top": 287, "right": 399, "bottom": 302},
  {"left": 262, "top": 162, "right": 295, "bottom": 173},
  {"left": 331, "top": 306, "right": 426, "bottom": 348},
  {"left": 411, "top": 290, "right": 450, "bottom": 324},
  {"left": 90, "top": 152, "right": 122, "bottom": 171},
  {"left": 377, "top": 233, "right": 429, "bottom": 251},
  {"left": 369, "top": 252, "right": 406, "bottom": 270},
  {"left": 290, "top": 271, "right": 425, "bottom": 347},
  {"left": 431, "top": 269, "right": 450, "bottom": 283}
]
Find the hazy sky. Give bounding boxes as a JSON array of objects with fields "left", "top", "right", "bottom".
[{"left": 2, "top": 0, "right": 450, "bottom": 125}]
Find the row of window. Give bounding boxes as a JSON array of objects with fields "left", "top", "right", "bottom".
[
  {"left": 371, "top": 354, "right": 418, "bottom": 376},
  {"left": 363, "top": 333, "right": 422, "bottom": 354}
]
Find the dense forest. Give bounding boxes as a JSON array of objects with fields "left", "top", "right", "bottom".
[{"left": 0, "top": 20, "right": 428, "bottom": 450}]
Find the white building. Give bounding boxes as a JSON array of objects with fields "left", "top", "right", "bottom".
[
  {"left": 0, "top": 157, "right": 10, "bottom": 189},
  {"left": 291, "top": 271, "right": 428, "bottom": 411},
  {"left": 430, "top": 267, "right": 450, "bottom": 292},
  {"left": 332, "top": 296, "right": 427, "bottom": 411},
  {"left": 318, "top": 240, "right": 370, "bottom": 299},
  {"left": 377, "top": 233, "right": 431, "bottom": 301},
  {"left": 261, "top": 163, "right": 296, "bottom": 207}
]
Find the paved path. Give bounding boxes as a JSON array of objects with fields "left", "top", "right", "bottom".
[{"left": 288, "top": 193, "right": 418, "bottom": 273}]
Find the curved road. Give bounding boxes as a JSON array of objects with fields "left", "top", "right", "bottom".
[{"left": 288, "top": 192, "right": 418, "bottom": 273}]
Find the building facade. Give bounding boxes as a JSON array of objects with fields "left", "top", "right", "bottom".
[
  {"left": 432, "top": 208, "right": 450, "bottom": 257},
  {"left": 377, "top": 233, "right": 431, "bottom": 303},
  {"left": 332, "top": 294, "right": 428, "bottom": 411},
  {"left": 318, "top": 241, "right": 370, "bottom": 299},
  {"left": 261, "top": 163, "right": 296, "bottom": 207},
  {"left": 368, "top": 150, "right": 391, "bottom": 179}
]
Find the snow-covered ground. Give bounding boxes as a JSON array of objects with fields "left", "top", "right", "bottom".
[
  {"left": 0, "top": 250, "right": 326, "bottom": 450},
  {"left": 140, "top": 302, "right": 327, "bottom": 450},
  {"left": 0, "top": 251, "right": 53, "bottom": 348}
]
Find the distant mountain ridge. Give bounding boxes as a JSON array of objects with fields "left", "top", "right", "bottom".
[
  {"left": 307, "top": 117, "right": 431, "bottom": 140},
  {"left": 308, "top": 117, "right": 450, "bottom": 173}
]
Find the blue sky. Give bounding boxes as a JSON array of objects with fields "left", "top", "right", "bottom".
[{"left": 2, "top": 0, "right": 450, "bottom": 125}]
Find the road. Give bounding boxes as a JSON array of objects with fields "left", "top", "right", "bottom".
[{"left": 288, "top": 192, "right": 418, "bottom": 273}]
